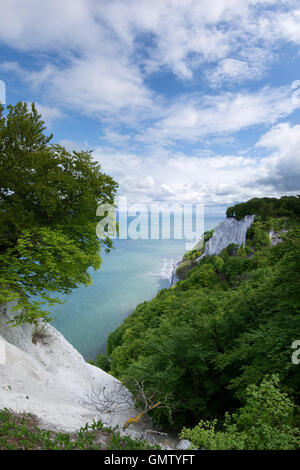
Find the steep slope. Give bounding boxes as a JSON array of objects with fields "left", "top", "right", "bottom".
[
  {"left": 106, "top": 197, "right": 300, "bottom": 432},
  {"left": 176, "top": 215, "right": 255, "bottom": 280},
  {"left": 200, "top": 215, "right": 255, "bottom": 257},
  {"left": 0, "top": 302, "right": 145, "bottom": 438}
]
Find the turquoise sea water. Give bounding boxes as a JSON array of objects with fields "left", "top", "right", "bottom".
[{"left": 50, "top": 215, "right": 223, "bottom": 360}]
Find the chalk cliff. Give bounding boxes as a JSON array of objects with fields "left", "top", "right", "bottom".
[
  {"left": 0, "top": 302, "right": 142, "bottom": 437},
  {"left": 196, "top": 215, "right": 255, "bottom": 261}
]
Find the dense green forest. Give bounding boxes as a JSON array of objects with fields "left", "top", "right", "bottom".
[
  {"left": 226, "top": 196, "right": 300, "bottom": 220},
  {"left": 103, "top": 196, "right": 300, "bottom": 449}
]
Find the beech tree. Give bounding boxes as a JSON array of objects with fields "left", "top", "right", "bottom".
[
  {"left": 181, "top": 375, "right": 300, "bottom": 450},
  {"left": 0, "top": 102, "right": 118, "bottom": 324}
]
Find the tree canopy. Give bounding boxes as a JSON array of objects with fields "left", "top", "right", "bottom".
[
  {"left": 0, "top": 102, "right": 118, "bottom": 324},
  {"left": 106, "top": 200, "right": 300, "bottom": 447},
  {"left": 226, "top": 196, "right": 300, "bottom": 220},
  {"left": 181, "top": 375, "right": 299, "bottom": 450}
]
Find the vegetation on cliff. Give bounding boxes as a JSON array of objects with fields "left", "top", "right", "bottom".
[
  {"left": 106, "top": 197, "right": 300, "bottom": 449},
  {"left": 226, "top": 196, "right": 300, "bottom": 221},
  {"left": 180, "top": 375, "right": 299, "bottom": 450},
  {"left": 0, "top": 409, "right": 156, "bottom": 450},
  {"left": 176, "top": 229, "right": 214, "bottom": 281}
]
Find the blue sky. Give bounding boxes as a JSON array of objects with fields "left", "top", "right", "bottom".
[{"left": 1, "top": 0, "right": 300, "bottom": 215}]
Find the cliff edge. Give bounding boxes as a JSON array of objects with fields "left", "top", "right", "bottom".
[{"left": 0, "top": 302, "right": 147, "bottom": 439}]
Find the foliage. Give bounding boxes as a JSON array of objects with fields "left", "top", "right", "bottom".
[
  {"left": 180, "top": 375, "right": 300, "bottom": 450},
  {"left": 0, "top": 102, "right": 118, "bottom": 324},
  {"left": 226, "top": 195, "right": 300, "bottom": 220},
  {"left": 176, "top": 259, "right": 194, "bottom": 280},
  {"left": 106, "top": 203, "right": 300, "bottom": 435},
  {"left": 176, "top": 230, "right": 215, "bottom": 281},
  {"left": 0, "top": 408, "right": 157, "bottom": 450}
]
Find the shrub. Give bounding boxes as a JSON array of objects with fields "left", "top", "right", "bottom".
[{"left": 180, "top": 375, "right": 300, "bottom": 450}]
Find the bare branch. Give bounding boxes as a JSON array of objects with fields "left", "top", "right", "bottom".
[{"left": 81, "top": 379, "right": 134, "bottom": 415}]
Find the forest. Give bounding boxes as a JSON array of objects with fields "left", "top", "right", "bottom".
[{"left": 100, "top": 196, "right": 300, "bottom": 449}]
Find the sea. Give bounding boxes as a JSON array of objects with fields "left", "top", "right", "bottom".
[{"left": 49, "top": 213, "right": 224, "bottom": 360}]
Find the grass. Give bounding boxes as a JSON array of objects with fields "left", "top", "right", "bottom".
[{"left": 0, "top": 408, "right": 159, "bottom": 450}]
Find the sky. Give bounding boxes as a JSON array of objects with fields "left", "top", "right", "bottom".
[{"left": 0, "top": 0, "right": 300, "bottom": 216}]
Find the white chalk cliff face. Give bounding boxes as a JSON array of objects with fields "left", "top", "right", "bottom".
[
  {"left": 0, "top": 302, "right": 143, "bottom": 437},
  {"left": 197, "top": 215, "right": 255, "bottom": 261},
  {"left": 0, "top": 303, "right": 190, "bottom": 449}
]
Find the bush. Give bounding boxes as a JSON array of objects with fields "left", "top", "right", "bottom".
[
  {"left": 181, "top": 375, "right": 300, "bottom": 450},
  {"left": 0, "top": 409, "right": 157, "bottom": 450}
]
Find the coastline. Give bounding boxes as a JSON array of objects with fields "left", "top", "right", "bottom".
[{"left": 50, "top": 218, "right": 223, "bottom": 360}]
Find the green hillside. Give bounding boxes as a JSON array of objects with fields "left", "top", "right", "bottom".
[{"left": 103, "top": 196, "right": 300, "bottom": 449}]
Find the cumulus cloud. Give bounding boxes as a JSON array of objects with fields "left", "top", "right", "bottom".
[
  {"left": 0, "top": 0, "right": 100, "bottom": 52},
  {"left": 48, "top": 56, "right": 153, "bottom": 116},
  {"left": 272, "top": 7, "right": 300, "bottom": 44},
  {"left": 256, "top": 122, "right": 300, "bottom": 191},
  {"left": 1, "top": 0, "right": 300, "bottom": 209},
  {"left": 92, "top": 146, "right": 278, "bottom": 208},
  {"left": 1, "top": 58, "right": 154, "bottom": 121},
  {"left": 55, "top": 122, "right": 300, "bottom": 208},
  {"left": 96, "top": 0, "right": 282, "bottom": 80},
  {"left": 1, "top": 0, "right": 300, "bottom": 120},
  {"left": 207, "top": 48, "right": 274, "bottom": 86}
]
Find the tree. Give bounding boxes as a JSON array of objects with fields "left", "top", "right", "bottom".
[
  {"left": 107, "top": 212, "right": 300, "bottom": 429},
  {"left": 180, "top": 375, "right": 300, "bottom": 450},
  {"left": 0, "top": 102, "right": 118, "bottom": 324}
]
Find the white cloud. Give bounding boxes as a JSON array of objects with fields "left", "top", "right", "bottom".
[
  {"left": 256, "top": 122, "right": 300, "bottom": 191},
  {"left": 0, "top": 61, "right": 24, "bottom": 74},
  {"left": 1, "top": 56, "right": 153, "bottom": 119},
  {"left": 9, "top": 61, "right": 299, "bottom": 143},
  {"left": 91, "top": 117, "right": 300, "bottom": 206},
  {"left": 137, "top": 85, "right": 300, "bottom": 144},
  {"left": 51, "top": 56, "right": 153, "bottom": 116},
  {"left": 257, "top": 121, "right": 300, "bottom": 149},
  {"left": 1, "top": 0, "right": 300, "bottom": 209},
  {"left": 97, "top": 0, "right": 281, "bottom": 80},
  {"left": 273, "top": 8, "right": 300, "bottom": 44},
  {"left": 54, "top": 120, "right": 300, "bottom": 207},
  {"left": 0, "top": 0, "right": 100, "bottom": 52},
  {"left": 92, "top": 146, "right": 280, "bottom": 207},
  {"left": 0, "top": 0, "right": 299, "bottom": 121},
  {"left": 208, "top": 47, "right": 274, "bottom": 86}
]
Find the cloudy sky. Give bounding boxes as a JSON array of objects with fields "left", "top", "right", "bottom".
[{"left": 1, "top": 0, "right": 300, "bottom": 215}]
